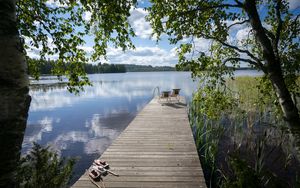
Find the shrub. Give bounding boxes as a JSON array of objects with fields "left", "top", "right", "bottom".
[{"left": 17, "top": 143, "right": 75, "bottom": 188}]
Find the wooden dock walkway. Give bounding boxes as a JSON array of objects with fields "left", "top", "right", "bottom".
[{"left": 72, "top": 97, "right": 206, "bottom": 188}]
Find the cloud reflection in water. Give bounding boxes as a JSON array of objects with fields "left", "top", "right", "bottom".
[{"left": 23, "top": 72, "right": 197, "bottom": 183}]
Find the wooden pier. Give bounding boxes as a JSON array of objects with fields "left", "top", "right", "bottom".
[{"left": 72, "top": 97, "right": 206, "bottom": 188}]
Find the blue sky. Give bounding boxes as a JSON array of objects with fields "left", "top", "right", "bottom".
[{"left": 26, "top": 0, "right": 300, "bottom": 67}]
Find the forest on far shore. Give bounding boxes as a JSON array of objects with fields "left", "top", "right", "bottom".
[{"left": 28, "top": 58, "right": 176, "bottom": 75}]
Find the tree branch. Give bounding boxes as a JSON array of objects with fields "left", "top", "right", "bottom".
[
  {"left": 213, "top": 37, "right": 261, "bottom": 62},
  {"left": 290, "top": 13, "right": 300, "bottom": 38},
  {"left": 244, "top": 0, "right": 276, "bottom": 64},
  {"left": 223, "top": 57, "right": 257, "bottom": 66},
  {"left": 180, "top": 3, "right": 243, "bottom": 15},
  {"left": 234, "top": 0, "right": 243, "bottom": 6},
  {"left": 223, "top": 57, "right": 267, "bottom": 73},
  {"left": 274, "top": 0, "right": 283, "bottom": 54},
  {"left": 264, "top": 27, "right": 275, "bottom": 40},
  {"left": 201, "top": 3, "right": 243, "bottom": 9},
  {"left": 228, "top": 19, "right": 249, "bottom": 29},
  {"left": 211, "top": 37, "right": 266, "bottom": 70}
]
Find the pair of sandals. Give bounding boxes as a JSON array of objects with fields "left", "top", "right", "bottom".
[{"left": 88, "top": 160, "right": 119, "bottom": 188}]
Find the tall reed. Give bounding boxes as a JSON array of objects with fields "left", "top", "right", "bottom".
[{"left": 189, "top": 77, "right": 300, "bottom": 188}]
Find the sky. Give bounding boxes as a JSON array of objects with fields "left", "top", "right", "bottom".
[
  {"left": 26, "top": 0, "right": 300, "bottom": 67},
  {"left": 83, "top": 0, "right": 180, "bottom": 67}
]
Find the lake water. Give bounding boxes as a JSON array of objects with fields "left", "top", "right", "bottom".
[{"left": 22, "top": 70, "right": 261, "bottom": 184}]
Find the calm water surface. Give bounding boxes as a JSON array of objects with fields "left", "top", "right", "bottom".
[
  {"left": 22, "top": 70, "right": 260, "bottom": 184},
  {"left": 23, "top": 72, "right": 198, "bottom": 184}
]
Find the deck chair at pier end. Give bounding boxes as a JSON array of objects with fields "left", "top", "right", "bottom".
[
  {"left": 170, "top": 88, "right": 180, "bottom": 102},
  {"left": 159, "top": 91, "right": 171, "bottom": 103}
]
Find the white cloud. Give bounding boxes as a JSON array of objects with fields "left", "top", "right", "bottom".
[
  {"left": 193, "top": 38, "right": 212, "bottom": 54},
  {"left": 78, "top": 45, "right": 94, "bottom": 55},
  {"left": 41, "top": 113, "right": 125, "bottom": 155},
  {"left": 84, "top": 11, "right": 92, "bottom": 21},
  {"left": 236, "top": 27, "right": 251, "bottom": 43},
  {"left": 37, "top": 117, "right": 54, "bottom": 132},
  {"left": 22, "top": 116, "right": 60, "bottom": 151},
  {"left": 29, "top": 90, "right": 73, "bottom": 111},
  {"left": 288, "top": 0, "right": 300, "bottom": 9},
  {"left": 23, "top": 7, "right": 178, "bottom": 66},
  {"left": 129, "top": 8, "right": 153, "bottom": 39},
  {"left": 25, "top": 36, "right": 58, "bottom": 60},
  {"left": 46, "top": 0, "right": 67, "bottom": 8},
  {"left": 105, "top": 45, "right": 178, "bottom": 66},
  {"left": 25, "top": 36, "right": 96, "bottom": 61},
  {"left": 178, "top": 37, "right": 212, "bottom": 58}
]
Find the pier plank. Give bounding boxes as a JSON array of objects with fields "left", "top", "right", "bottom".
[{"left": 72, "top": 97, "right": 206, "bottom": 188}]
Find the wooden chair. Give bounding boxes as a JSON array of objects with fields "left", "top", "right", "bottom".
[
  {"left": 170, "top": 88, "right": 180, "bottom": 102},
  {"left": 159, "top": 91, "right": 171, "bottom": 102}
]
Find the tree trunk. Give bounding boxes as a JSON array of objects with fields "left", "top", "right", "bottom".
[
  {"left": 268, "top": 62, "right": 300, "bottom": 123},
  {"left": 268, "top": 63, "right": 300, "bottom": 155},
  {"left": 0, "top": 0, "right": 31, "bottom": 187},
  {"left": 244, "top": 0, "right": 300, "bottom": 125}
]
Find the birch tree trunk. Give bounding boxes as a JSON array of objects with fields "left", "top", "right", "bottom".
[
  {"left": 245, "top": 0, "right": 300, "bottom": 125},
  {"left": 0, "top": 0, "right": 31, "bottom": 187}
]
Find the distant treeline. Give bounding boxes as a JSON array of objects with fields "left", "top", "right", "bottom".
[
  {"left": 28, "top": 58, "right": 126, "bottom": 74},
  {"left": 85, "top": 63, "right": 126, "bottom": 73},
  {"left": 123, "top": 64, "right": 175, "bottom": 72},
  {"left": 28, "top": 58, "right": 176, "bottom": 75}
]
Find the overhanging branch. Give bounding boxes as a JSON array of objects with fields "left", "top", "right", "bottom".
[
  {"left": 290, "top": 13, "right": 300, "bottom": 38},
  {"left": 264, "top": 27, "right": 275, "bottom": 40},
  {"left": 197, "top": 3, "right": 243, "bottom": 9},
  {"left": 223, "top": 57, "right": 257, "bottom": 66},
  {"left": 228, "top": 19, "right": 249, "bottom": 29},
  {"left": 223, "top": 57, "right": 267, "bottom": 73},
  {"left": 274, "top": 0, "right": 283, "bottom": 55},
  {"left": 179, "top": 3, "right": 242, "bottom": 15},
  {"left": 234, "top": 0, "right": 243, "bottom": 6},
  {"left": 213, "top": 37, "right": 261, "bottom": 62},
  {"left": 210, "top": 37, "right": 266, "bottom": 71}
]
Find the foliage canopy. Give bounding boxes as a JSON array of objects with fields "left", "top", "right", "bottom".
[
  {"left": 148, "top": 0, "right": 300, "bottom": 121},
  {"left": 18, "top": 0, "right": 137, "bottom": 92}
]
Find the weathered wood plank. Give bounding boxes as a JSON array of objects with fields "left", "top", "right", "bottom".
[
  {"left": 71, "top": 97, "right": 206, "bottom": 188},
  {"left": 79, "top": 176, "right": 204, "bottom": 182},
  {"left": 73, "top": 181, "right": 205, "bottom": 188}
]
